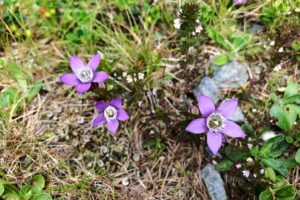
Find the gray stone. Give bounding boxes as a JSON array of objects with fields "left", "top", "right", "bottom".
[
  {"left": 213, "top": 61, "right": 249, "bottom": 88},
  {"left": 228, "top": 107, "right": 245, "bottom": 122},
  {"left": 201, "top": 164, "right": 227, "bottom": 200},
  {"left": 193, "top": 76, "right": 221, "bottom": 103},
  {"left": 248, "top": 23, "right": 265, "bottom": 34}
]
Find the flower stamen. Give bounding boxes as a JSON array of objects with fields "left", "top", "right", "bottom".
[
  {"left": 104, "top": 106, "right": 117, "bottom": 121},
  {"left": 76, "top": 68, "right": 93, "bottom": 83},
  {"left": 206, "top": 113, "right": 225, "bottom": 133}
]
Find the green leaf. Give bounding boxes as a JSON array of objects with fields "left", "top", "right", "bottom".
[
  {"left": 216, "top": 160, "right": 233, "bottom": 171},
  {"left": 8, "top": 62, "right": 28, "bottom": 95},
  {"left": 0, "top": 87, "right": 20, "bottom": 109},
  {"left": 270, "top": 104, "right": 294, "bottom": 132},
  {"left": 284, "top": 94, "right": 300, "bottom": 104},
  {"left": 274, "top": 185, "right": 296, "bottom": 200},
  {"left": 207, "top": 26, "right": 231, "bottom": 50},
  {"left": 26, "top": 80, "right": 42, "bottom": 103},
  {"left": 241, "top": 124, "right": 255, "bottom": 136},
  {"left": 250, "top": 146, "right": 259, "bottom": 158},
  {"left": 277, "top": 159, "right": 299, "bottom": 169},
  {"left": 262, "top": 158, "right": 288, "bottom": 176},
  {"left": 270, "top": 103, "right": 282, "bottom": 119},
  {"left": 285, "top": 136, "right": 293, "bottom": 143},
  {"left": 265, "top": 167, "right": 276, "bottom": 182},
  {"left": 225, "top": 145, "right": 249, "bottom": 161},
  {"left": 259, "top": 188, "right": 272, "bottom": 200},
  {"left": 212, "top": 54, "right": 228, "bottom": 65},
  {"left": 260, "top": 135, "right": 288, "bottom": 158},
  {"left": 31, "top": 175, "right": 45, "bottom": 194},
  {"left": 32, "top": 192, "right": 52, "bottom": 200},
  {"left": 284, "top": 83, "right": 299, "bottom": 99},
  {"left": 231, "top": 33, "right": 252, "bottom": 52},
  {"left": 19, "top": 186, "right": 32, "bottom": 199},
  {"left": 295, "top": 149, "right": 300, "bottom": 163},
  {"left": 0, "top": 183, "right": 4, "bottom": 196}
]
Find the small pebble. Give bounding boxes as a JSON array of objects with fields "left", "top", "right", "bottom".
[
  {"left": 121, "top": 177, "right": 129, "bottom": 186},
  {"left": 132, "top": 153, "right": 140, "bottom": 162}
]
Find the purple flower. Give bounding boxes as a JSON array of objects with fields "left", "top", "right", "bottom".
[
  {"left": 185, "top": 94, "right": 246, "bottom": 155},
  {"left": 93, "top": 98, "right": 129, "bottom": 134},
  {"left": 233, "top": 0, "right": 247, "bottom": 5},
  {"left": 60, "top": 53, "right": 109, "bottom": 93}
]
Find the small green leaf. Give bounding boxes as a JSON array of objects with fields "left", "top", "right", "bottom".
[
  {"left": 277, "top": 159, "right": 299, "bottom": 169},
  {"left": 31, "top": 175, "right": 45, "bottom": 194},
  {"left": 295, "top": 149, "right": 300, "bottom": 163},
  {"left": 32, "top": 192, "right": 52, "bottom": 200},
  {"left": 26, "top": 80, "right": 42, "bottom": 103},
  {"left": 274, "top": 185, "right": 296, "bottom": 200},
  {"left": 216, "top": 160, "right": 233, "bottom": 171},
  {"left": 212, "top": 54, "right": 228, "bottom": 65},
  {"left": 19, "top": 186, "right": 32, "bottom": 199},
  {"left": 284, "top": 94, "right": 300, "bottom": 104},
  {"left": 250, "top": 146, "right": 259, "bottom": 158},
  {"left": 225, "top": 145, "right": 249, "bottom": 161},
  {"left": 259, "top": 188, "right": 272, "bottom": 200},
  {"left": 284, "top": 83, "right": 299, "bottom": 99},
  {"left": 265, "top": 167, "right": 276, "bottom": 182},
  {"left": 0, "top": 183, "right": 4, "bottom": 195},
  {"left": 231, "top": 33, "right": 252, "bottom": 51},
  {"left": 285, "top": 136, "right": 293, "bottom": 143},
  {"left": 262, "top": 158, "right": 288, "bottom": 176},
  {"left": 260, "top": 135, "right": 288, "bottom": 158}
]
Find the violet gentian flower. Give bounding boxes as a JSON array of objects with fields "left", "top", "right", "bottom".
[
  {"left": 233, "top": 0, "right": 247, "bottom": 5},
  {"left": 93, "top": 98, "right": 129, "bottom": 134},
  {"left": 185, "top": 94, "right": 246, "bottom": 155},
  {"left": 60, "top": 53, "right": 109, "bottom": 93}
]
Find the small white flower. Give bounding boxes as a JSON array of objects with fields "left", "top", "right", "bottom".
[
  {"left": 253, "top": 173, "right": 257, "bottom": 178},
  {"left": 191, "top": 31, "right": 196, "bottom": 36},
  {"left": 246, "top": 157, "right": 254, "bottom": 163},
  {"left": 195, "top": 19, "right": 200, "bottom": 23},
  {"left": 121, "top": 177, "right": 129, "bottom": 186},
  {"left": 236, "top": 163, "right": 242, "bottom": 169},
  {"left": 212, "top": 160, "right": 218, "bottom": 165},
  {"left": 247, "top": 143, "right": 253, "bottom": 149},
  {"left": 252, "top": 108, "right": 257, "bottom": 113},
  {"left": 296, "top": 8, "right": 300, "bottom": 13},
  {"left": 122, "top": 72, "right": 127, "bottom": 77},
  {"left": 138, "top": 101, "right": 143, "bottom": 107},
  {"left": 138, "top": 72, "right": 144, "bottom": 80},
  {"left": 278, "top": 47, "right": 284, "bottom": 52},
  {"left": 126, "top": 75, "right": 133, "bottom": 83},
  {"left": 270, "top": 41, "right": 275, "bottom": 46},
  {"left": 273, "top": 64, "right": 282, "bottom": 72},
  {"left": 174, "top": 18, "right": 181, "bottom": 29},
  {"left": 259, "top": 168, "right": 265, "bottom": 174},
  {"left": 195, "top": 24, "right": 203, "bottom": 33},
  {"left": 242, "top": 170, "right": 250, "bottom": 177}
]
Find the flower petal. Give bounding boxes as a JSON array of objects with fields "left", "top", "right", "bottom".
[
  {"left": 93, "top": 113, "right": 106, "bottom": 127},
  {"left": 110, "top": 98, "right": 122, "bottom": 108},
  {"left": 70, "top": 56, "right": 86, "bottom": 74},
  {"left": 92, "top": 71, "right": 109, "bottom": 83},
  {"left": 106, "top": 119, "right": 119, "bottom": 134},
  {"left": 95, "top": 101, "right": 109, "bottom": 112},
  {"left": 207, "top": 131, "right": 223, "bottom": 155},
  {"left": 217, "top": 98, "right": 238, "bottom": 118},
  {"left": 198, "top": 94, "right": 215, "bottom": 117},
  {"left": 222, "top": 120, "right": 246, "bottom": 138},
  {"left": 76, "top": 83, "right": 91, "bottom": 93},
  {"left": 185, "top": 118, "right": 208, "bottom": 134},
  {"left": 117, "top": 109, "right": 129, "bottom": 121},
  {"left": 60, "top": 73, "right": 80, "bottom": 85},
  {"left": 87, "top": 53, "right": 101, "bottom": 71}
]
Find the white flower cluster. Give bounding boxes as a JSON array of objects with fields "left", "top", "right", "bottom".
[{"left": 123, "top": 72, "right": 145, "bottom": 83}]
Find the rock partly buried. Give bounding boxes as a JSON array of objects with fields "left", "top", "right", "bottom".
[
  {"left": 193, "top": 76, "right": 221, "bottom": 103},
  {"left": 213, "top": 61, "right": 249, "bottom": 88},
  {"left": 228, "top": 107, "right": 245, "bottom": 122},
  {"left": 201, "top": 164, "right": 227, "bottom": 200}
]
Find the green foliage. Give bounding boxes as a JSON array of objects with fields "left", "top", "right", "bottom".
[
  {"left": 0, "top": 175, "right": 51, "bottom": 200},
  {"left": 270, "top": 82, "right": 300, "bottom": 132},
  {"left": 216, "top": 160, "right": 233, "bottom": 171},
  {"left": 212, "top": 54, "right": 228, "bottom": 66},
  {"left": 295, "top": 149, "right": 300, "bottom": 163},
  {"left": 291, "top": 42, "right": 300, "bottom": 61},
  {"left": 225, "top": 145, "right": 249, "bottom": 162},
  {"left": 265, "top": 167, "right": 276, "bottom": 182},
  {"left": 207, "top": 26, "right": 252, "bottom": 60},
  {"left": 176, "top": 2, "right": 200, "bottom": 55},
  {"left": 259, "top": 185, "right": 296, "bottom": 200}
]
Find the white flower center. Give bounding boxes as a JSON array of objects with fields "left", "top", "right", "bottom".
[
  {"left": 76, "top": 67, "right": 94, "bottom": 83},
  {"left": 206, "top": 113, "right": 225, "bottom": 133},
  {"left": 104, "top": 106, "right": 117, "bottom": 121}
]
